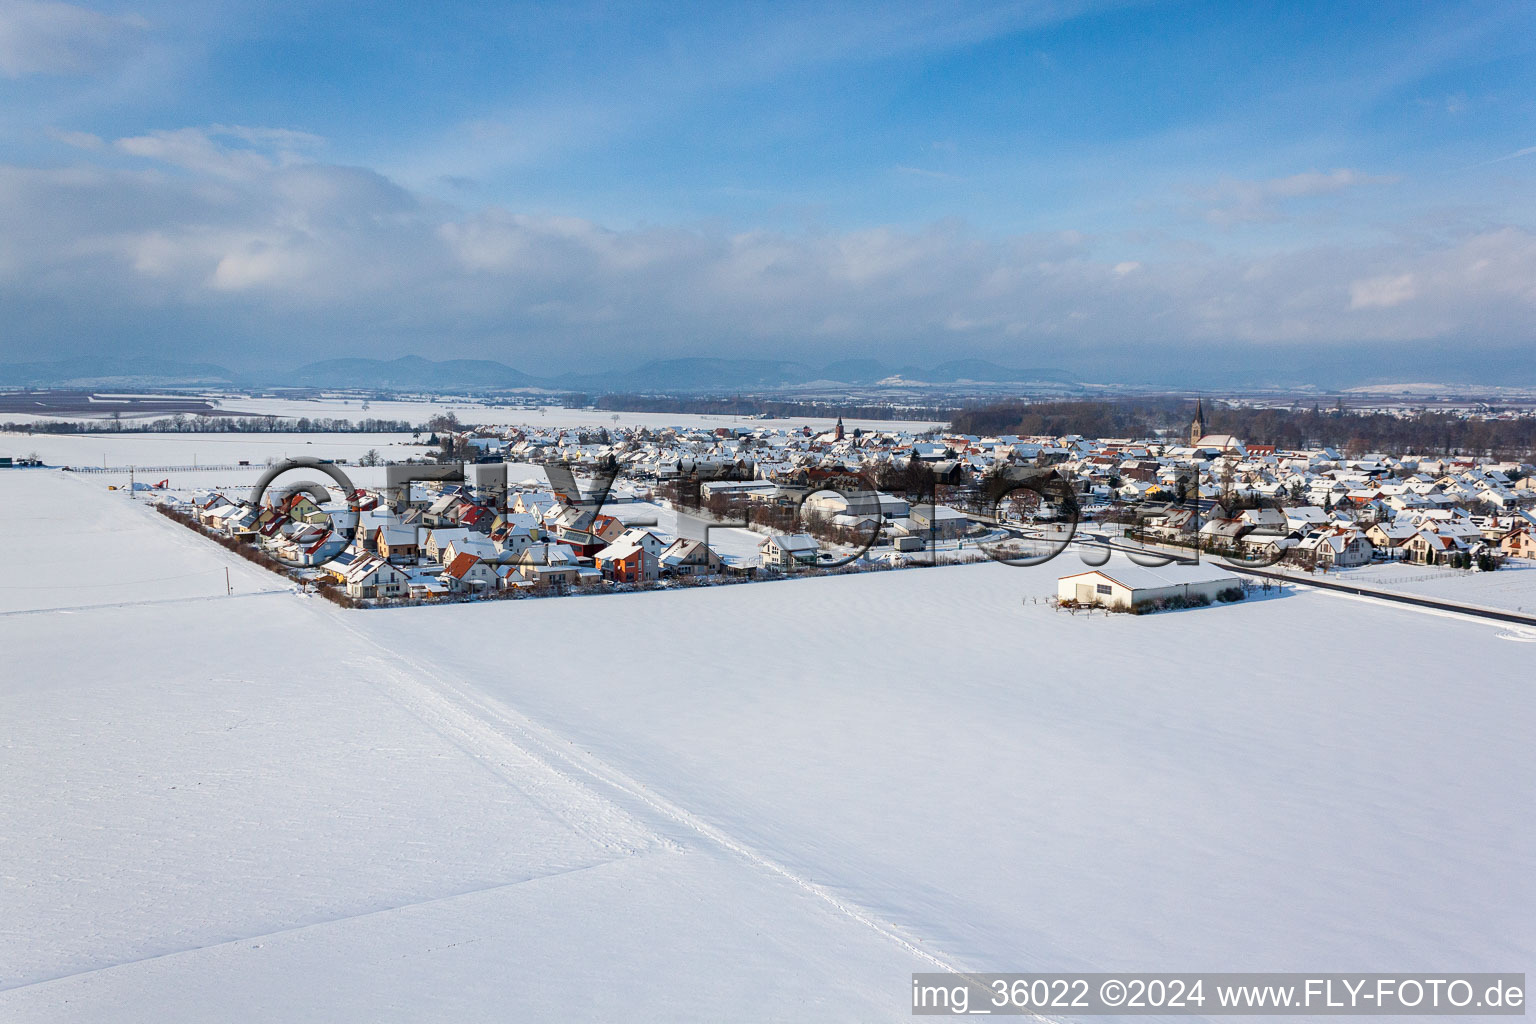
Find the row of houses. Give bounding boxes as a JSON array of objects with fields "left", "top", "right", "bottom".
[
  {"left": 444, "top": 411, "right": 1532, "bottom": 537},
  {"left": 1146, "top": 502, "right": 1536, "bottom": 569},
  {"left": 167, "top": 475, "right": 840, "bottom": 601},
  {"left": 158, "top": 407, "right": 1534, "bottom": 599}
]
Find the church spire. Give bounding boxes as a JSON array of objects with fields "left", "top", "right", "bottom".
[{"left": 1191, "top": 397, "right": 1205, "bottom": 446}]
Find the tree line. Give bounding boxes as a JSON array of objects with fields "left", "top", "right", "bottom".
[
  {"left": 3, "top": 415, "right": 418, "bottom": 434},
  {"left": 575, "top": 393, "right": 954, "bottom": 422},
  {"left": 950, "top": 399, "right": 1536, "bottom": 459}
]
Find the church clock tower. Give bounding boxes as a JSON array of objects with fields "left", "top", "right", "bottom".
[{"left": 1190, "top": 398, "right": 1205, "bottom": 446}]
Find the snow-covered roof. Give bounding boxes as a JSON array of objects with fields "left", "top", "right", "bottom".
[
  {"left": 1060, "top": 562, "right": 1240, "bottom": 590},
  {"left": 762, "top": 533, "right": 818, "bottom": 552}
]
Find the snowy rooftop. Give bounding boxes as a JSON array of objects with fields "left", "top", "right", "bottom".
[{"left": 1060, "top": 559, "right": 1240, "bottom": 589}]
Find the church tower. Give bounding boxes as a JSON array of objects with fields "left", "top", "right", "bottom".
[
  {"left": 1190, "top": 398, "right": 1205, "bottom": 446},
  {"left": 834, "top": 415, "right": 845, "bottom": 442}
]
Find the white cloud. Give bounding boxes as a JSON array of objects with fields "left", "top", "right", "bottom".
[
  {"left": 210, "top": 237, "right": 312, "bottom": 291},
  {"left": 1349, "top": 273, "right": 1416, "bottom": 309},
  {"left": 1201, "top": 168, "right": 1399, "bottom": 225},
  {"left": 894, "top": 165, "right": 959, "bottom": 181},
  {"left": 116, "top": 128, "right": 271, "bottom": 179},
  {"left": 211, "top": 125, "right": 325, "bottom": 152},
  {"left": 46, "top": 126, "right": 103, "bottom": 149},
  {"left": 1260, "top": 168, "right": 1395, "bottom": 198},
  {"left": 0, "top": 0, "right": 146, "bottom": 78},
  {"left": 0, "top": 146, "right": 1533, "bottom": 371},
  {"left": 114, "top": 125, "right": 327, "bottom": 181}
]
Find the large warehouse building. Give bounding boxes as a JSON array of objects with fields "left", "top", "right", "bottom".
[{"left": 1058, "top": 561, "right": 1241, "bottom": 610}]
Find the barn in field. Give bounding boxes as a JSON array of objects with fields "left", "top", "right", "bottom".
[{"left": 1058, "top": 562, "right": 1240, "bottom": 611}]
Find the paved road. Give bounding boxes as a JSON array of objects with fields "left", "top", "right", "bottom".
[
  {"left": 1226, "top": 564, "right": 1536, "bottom": 628},
  {"left": 998, "top": 522, "right": 1536, "bottom": 630}
]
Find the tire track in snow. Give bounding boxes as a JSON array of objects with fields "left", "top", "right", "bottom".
[
  {"left": 0, "top": 861, "right": 625, "bottom": 995},
  {"left": 47, "top": 476, "right": 1037, "bottom": 1004},
  {"left": 323, "top": 625, "right": 665, "bottom": 862},
  {"left": 0, "top": 588, "right": 288, "bottom": 618},
  {"left": 325, "top": 608, "right": 1012, "bottom": 988}
]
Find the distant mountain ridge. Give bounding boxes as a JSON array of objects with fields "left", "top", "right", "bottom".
[
  {"left": 904, "top": 359, "right": 1075, "bottom": 384},
  {"left": 555, "top": 357, "right": 1076, "bottom": 391},
  {"left": 0, "top": 354, "right": 1079, "bottom": 391},
  {"left": 555, "top": 358, "right": 821, "bottom": 391},
  {"left": 7, "top": 347, "right": 1535, "bottom": 391},
  {"left": 0, "top": 357, "right": 239, "bottom": 388},
  {"left": 290, "top": 356, "right": 538, "bottom": 390}
]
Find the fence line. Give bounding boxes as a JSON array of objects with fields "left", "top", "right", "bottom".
[{"left": 69, "top": 464, "right": 254, "bottom": 473}]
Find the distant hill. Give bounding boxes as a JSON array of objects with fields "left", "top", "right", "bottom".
[
  {"left": 813, "top": 359, "right": 891, "bottom": 385},
  {"left": 288, "top": 356, "right": 539, "bottom": 390},
  {"left": 915, "top": 359, "right": 1074, "bottom": 384},
  {"left": 563, "top": 357, "right": 1077, "bottom": 391},
  {"left": 0, "top": 352, "right": 1080, "bottom": 392},
  {"left": 0, "top": 357, "right": 238, "bottom": 388}
]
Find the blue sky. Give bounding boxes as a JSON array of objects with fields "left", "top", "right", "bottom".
[{"left": 2, "top": 0, "right": 1534, "bottom": 383}]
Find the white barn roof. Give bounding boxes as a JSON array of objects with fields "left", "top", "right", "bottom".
[{"left": 1059, "top": 561, "right": 1239, "bottom": 590}]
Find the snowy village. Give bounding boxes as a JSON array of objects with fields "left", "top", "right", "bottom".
[
  {"left": 6, "top": 5, "right": 1536, "bottom": 1016},
  {"left": 146, "top": 403, "right": 1536, "bottom": 608}
]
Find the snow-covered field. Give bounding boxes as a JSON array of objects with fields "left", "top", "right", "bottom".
[
  {"left": 214, "top": 396, "right": 945, "bottom": 433},
  {"left": 0, "top": 431, "right": 431, "bottom": 470},
  {"left": 0, "top": 472, "right": 936, "bottom": 1021},
  {"left": 2, "top": 468, "right": 1533, "bottom": 1021},
  {"left": 2, "top": 395, "right": 945, "bottom": 433},
  {"left": 0, "top": 431, "right": 568, "bottom": 502}
]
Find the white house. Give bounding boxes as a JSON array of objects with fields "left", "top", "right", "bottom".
[
  {"left": 760, "top": 533, "right": 820, "bottom": 570},
  {"left": 611, "top": 527, "right": 669, "bottom": 559},
  {"left": 699, "top": 479, "right": 779, "bottom": 501},
  {"left": 1284, "top": 506, "right": 1330, "bottom": 531},
  {"left": 907, "top": 503, "right": 973, "bottom": 540},
  {"left": 492, "top": 524, "right": 537, "bottom": 559},
  {"left": 804, "top": 490, "right": 910, "bottom": 521},
  {"left": 511, "top": 491, "right": 559, "bottom": 518},
  {"left": 1058, "top": 562, "right": 1241, "bottom": 611},
  {"left": 659, "top": 537, "right": 723, "bottom": 577},
  {"left": 423, "top": 527, "right": 473, "bottom": 563},
  {"left": 269, "top": 524, "right": 346, "bottom": 566},
  {"left": 514, "top": 542, "right": 587, "bottom": 588},
  {"left": 342, "top": 555, "right": 408, "bottom": 600},
  {"left": 443, "top": 535, "right": 499, "bottom": 567},
  {"left": 1296, "top": 529, "right": 1374, "bottom": 568}
]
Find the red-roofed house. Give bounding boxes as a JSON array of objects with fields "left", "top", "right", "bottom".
[{"left": 442, "top": 552, "right": 497, "bottom": 593}]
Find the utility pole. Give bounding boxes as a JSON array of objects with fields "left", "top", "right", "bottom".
[
  {"left": 129, "top": 466, "right": 135, "bottom": 499},
  {"left": 226, "top": 567, "right": 232, "bottom": 596}
]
